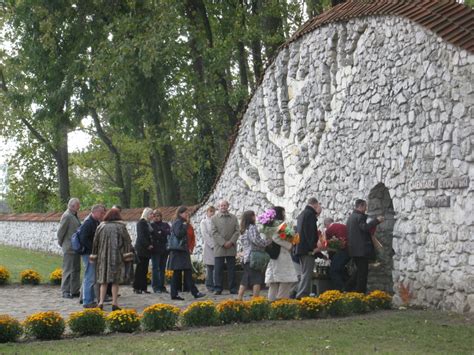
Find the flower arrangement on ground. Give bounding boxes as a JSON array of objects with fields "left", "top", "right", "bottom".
[
  {"left": 343, "top": 292, "right": 369, "bottom": 314},
  {"left": 107, "top": 309, "right": 141, "bottom": 333},
  {"left": 165, "top": 269, "right": 173, "bottom": 283},
  {"left": 0, "top": 266, "right": 10, "bottom": 285},
  {"left": 49, "top": 268, "right": 62, "bottom": 285},
  {"left": 146, "top": 270, "right": 152, "bottom": 285},
  {"left": 68, "top": 308, "right": 106, "bottom": 335},
  {"left": 0, "top": 315, "right": 22, "bottom": 343},
  {"left": 20, "top": 269, "right": 41, "bottom": 285},
  {"left": 216, "top": 300, "right": 250, "bottom": 324},
  {"left": 299, "top": 297, "right": 325, "bottom": 319},
  {"left": 365, "top": 290, "right": 392, "bottom": 310},
  {"left": 246, "top": 297, "right": 271, "bottom": 321},
  {"left": 142, "top": 304, "right": 180, "bottom": 331},
  {"left": 182, "top": 300, "right": 218, "bottom": 327},
  {"left": 318, "top": 290, "right": 348, "bottom": 316},
  {"left": 24, "top": 311, "right": 65, "bottom": 340},
  {"left": 192, "top": 261, "right": 206, "bottom": 284},
  {"left": 270, "top": 299, "right": 300, "bottom": 320}
]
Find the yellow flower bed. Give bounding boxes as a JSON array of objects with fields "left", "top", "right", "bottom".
[
  {"left": 270, "top": 299, "right": 300, "bottom": 320},
  {"left": 24, "top": 311, "right": 65, "bottom": 340},
  {"left": 142, "top": 304, "right": 180, "bottom": 331},
  {"left": 245, "top": 296, "right": 271, "bottom": 321},
  {"left": 68, "top": 308, "right": 106, "bottom": 335},
  {"left": 365, "top": 290, "right": 392, "bottom": 310},
  {"left": 299, "top": 297, "right": 325, "bottom": 319},
  {"left": 20, "top": 269, "right": 41, "bottom": 285},
  {"left": 216, "top": 299, "right": 250, "bottom": 324},
  {"left": 49, "top": 268, "right": 62, "bottom": 285},
  {"left": 0, "top": 315, "right": 22, "bottom": 343},
  {"left": 106, "top": 309, "right": 141, "bottom": 333},
  {"left": 343, "top": 292, "right": 369, "bottom": 314},
  {"left": 182, "top": 300, "right": 218, "bottom": 327},
  {"left": 0, "top": 266, "right": 10, "bottom": 285}
]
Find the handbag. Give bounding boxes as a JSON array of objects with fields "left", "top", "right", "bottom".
[
  {"left": 166, "top": 232, "right": 187, "bottom": 252},
  {"left": 265, "top": 241, "right": 281, "bottom": 259},
  {"left": 249, "top": 250, "right": 270, "bottom": 272}
]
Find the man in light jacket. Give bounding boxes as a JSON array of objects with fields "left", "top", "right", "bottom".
[
  {"left": 200, "top": 205, "right": 216, "bottom": 292},
  {"left": 57, "top": 198, "right": 81, "bottom": 299},
  {"left": 211, "top": 200, "right": 240, "bottom": 295}
]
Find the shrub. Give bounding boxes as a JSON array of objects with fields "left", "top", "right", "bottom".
[
  {"left": 49, "top": 268, "right": 62, "bottom": 285},
  {"left": 182, "top": 301, "right": 218, "bottom": 327},
  {"left": 0, "top": 266, "right": 10, "bottom": 285},
  {"left": 318, "top": 290, "right": 348, "bottom": 317},
  {"left": 20, "top": 269, "right": 41, "bottom": 285},
  {"left": 246, "top": 297, "right": 271, "bottom": 321},
  {"left": 299, "top": 297, "right": 325, "bottom": 319},
  {"left": 24, "top": 311, "right": 65, "bottom": 340},
  {"left": 142, "top": 304, "right": 180, "bottom": 331},
  {"left": 343, "top": 292, "right": 369, "bottom": 314},
  {"left": 106, "top": 309, "right": 141, "bottom": 333},
  {"left": 216, "top": 300, "right": 250, "bottom": 324},
  {"left": 0, "top": 315, "right": 22, "bottom": 343},
  {"left": 270, "top": 299, "right": 300, "bottom": 320},
  {"left": 365, "top": 290, "right": 392, "bottom": 310},
  {"left": 68, "top": 308, "right": 106, "bottom": 336}
]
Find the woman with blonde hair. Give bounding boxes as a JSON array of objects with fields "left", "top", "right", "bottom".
[{"left": 133, "top": 207, "right": 154, "bottom": 294}]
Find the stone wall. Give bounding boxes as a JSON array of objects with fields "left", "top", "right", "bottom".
[
  {"left": 191, "top": 16, "right": 474, "bottom": 312},
  {"left": 0, "top": 221, "right": 138, "bottom": 255}
]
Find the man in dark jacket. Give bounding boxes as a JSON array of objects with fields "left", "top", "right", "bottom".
[
  {"left": 346, "top": 199, "right": 384, "bottom": 293},
  {"left": 150, "top": 209, "right": 170, "bottom": 293},
  {"left": 295, "top": 197, "right": 322, "bottom": 298},
  {"left": 79, "top": 204, "right": 106, "bottom": 308}
]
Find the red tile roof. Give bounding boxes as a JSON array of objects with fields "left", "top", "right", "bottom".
[{"left": 0, "top": 206, "right": 198, "bottom": 222}]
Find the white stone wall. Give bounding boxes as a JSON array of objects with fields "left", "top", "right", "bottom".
[
  {"left": 191, "top": 16, "right": 474, "bottom": 312},
  {"left": 0, "top": 221, "right": 138, "bottom": 255}
]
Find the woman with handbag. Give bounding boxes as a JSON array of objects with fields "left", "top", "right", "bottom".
[
  {"left": 237, "top": 211, "right": 271, "bottom": 301},
  {"left": 133, "top": 207, "right": 154, "bottom": 294},
  {"left": 90, "top": 208, "right": 133, "bottom": 311},
  {"left": 168, "top": 206, "right": 205, "bottom": 300},
  {"left": 265, "top": 207, "right": 298, "bottom": 301}
]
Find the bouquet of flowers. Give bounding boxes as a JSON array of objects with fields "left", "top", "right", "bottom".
[
  {"left": 276, "top": 222, "right": 300, "bottom": 245},
  {"left": 257, "top": 209, "right": 278, "bottom": 238},
  {"left": 327, "top": 238, "right": 343, "bottom": 251}
]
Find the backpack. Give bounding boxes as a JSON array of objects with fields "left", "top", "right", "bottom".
[{"left": 71, "top": 220, "right": 86, "bottom": 255}]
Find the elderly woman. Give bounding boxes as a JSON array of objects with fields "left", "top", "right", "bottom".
[
  {"left": 90, "top": 208, "right": 133, "bottom": 311},
  {"left": 265, "top": 206, "right": 298, "bottom": 301},
  {"left": 168, "top": 206, "right": 205, "bottom": 300},
  {"left": 237, "top": 210, "right": 271, "bottom": 301},
  {"left": 133, "top": 207, "right": 154, "bottom": 294}
]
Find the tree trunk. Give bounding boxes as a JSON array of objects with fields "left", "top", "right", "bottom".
[
  {"left": 55, "top": 123, "right": 70, "bottom": 205},
  {"left": 250, "top": 0, "right": 263, "bottom": 81}
]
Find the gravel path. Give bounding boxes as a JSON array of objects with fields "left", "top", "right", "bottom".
[{"left": 0, "top": 284, "right": 265, "bottom": 320}]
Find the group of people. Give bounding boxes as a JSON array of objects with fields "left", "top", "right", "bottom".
[{"left": 56, "top": 195, "right": 384, "bottom": 309}]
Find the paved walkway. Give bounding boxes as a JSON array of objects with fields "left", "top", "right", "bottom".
[{"left": 0, "top": 284, "right": 267, "bottom": 320}]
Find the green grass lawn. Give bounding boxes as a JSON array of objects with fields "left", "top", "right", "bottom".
[
  {"left": 0, "top": 244, "right": 62, "bottom": 283},
  {"left": 0, "top": 310, "right": 472, "bottom": 354}
]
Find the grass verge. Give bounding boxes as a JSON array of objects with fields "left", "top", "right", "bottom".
[
  {"left": 0, "top": 244, "right": 62, "bottom": 283},
  {"left": 0, "top": 310, "right": 472, "bottom": 354}
]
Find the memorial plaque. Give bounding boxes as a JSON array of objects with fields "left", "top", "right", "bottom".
[
  {"left": 438, "top": 176, "right": 469, "bottom": 189},
  {"left": 424, "top": 196, "right": 450, "bottom": 208},
  {"left": 411, "top": 178, "right": 437, "bottom": 190}
]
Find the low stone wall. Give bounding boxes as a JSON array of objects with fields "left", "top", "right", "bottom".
[{"left": 0, "top": 221, "right": 138, "bottom": 255}]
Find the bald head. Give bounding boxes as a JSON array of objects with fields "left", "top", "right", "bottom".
[{"left": 218, "top": 200, "right": 229, "bottom": 214}]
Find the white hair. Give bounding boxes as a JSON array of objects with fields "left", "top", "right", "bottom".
[
  {"left": 141, "top": 207, "right": 154, "bottom": 221},
  {"left": 68, "top": 198, "right": 80, "bottom": 209}
]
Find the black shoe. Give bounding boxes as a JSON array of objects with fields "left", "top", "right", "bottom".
[
  {"left": 79, "top": 299, "right": 83, "bottom": 304},
  {"left": 171, "top": 296, "right": 184, "bottom": 301},
  {"left": 112, "top": 305, "right": 121, "bottom": 311},
  {"left": 160, "top": 288, "right": 169, "bottom": 293},
  {"left": 194, "top": 292, "right": 206, "bottom": 299},
  {"left": 214, "top": 290, "right": 222, "bottom": 295},
  {"left": 71, "top": 293, "right": 81, "bottom": 298},
  {"left": 229, "top": 290, "right": 238, "bottom": 295},
  {"left": 133, "top": 289, "right": 143, "bottom": 294},
  {"left": 62, "top": 293, "right": 73, "bottom": 299},
  {"left": 153, "top": 289, "right": 162, "bottom": 294}
]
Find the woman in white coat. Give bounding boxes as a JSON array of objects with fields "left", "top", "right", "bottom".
[
  {"left": 265, "top": 206, "right": 298, "bottom": 301},
  {"left": 200, "top": 206, "right": 216, "bottom": 292}
]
